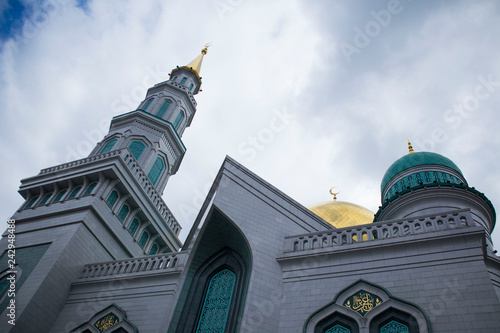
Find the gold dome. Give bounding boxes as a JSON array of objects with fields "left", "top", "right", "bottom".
[{"left": 309, "top": 201, "right": 374, "bottom": 228}]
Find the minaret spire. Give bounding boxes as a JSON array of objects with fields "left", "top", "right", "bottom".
[{"left": 185, "top": 43, "right": 211, "bottom": 75}]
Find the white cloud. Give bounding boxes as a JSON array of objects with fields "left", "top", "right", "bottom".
[{"left": 1, "top": 0, "right": 500, "bottom": 248}]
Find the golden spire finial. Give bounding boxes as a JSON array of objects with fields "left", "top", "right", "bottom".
[
  {"left": 329, "top": 186, "right": 340, "bottom": 201},
  {"left": 186, "top": 43, "right": 211, "bottom": 75},
  {"left": 407, "top": 139, "right": 415, "bottom": 154}
]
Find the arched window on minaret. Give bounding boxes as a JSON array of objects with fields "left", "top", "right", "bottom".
[
  {"left": 180, "top": 77, "right": 187, "bottom": 85},
  {"left": 69, "top": 186, "right": 82, "bottom": 199},
  {"left": 128, "top": 141, "right": 146, "bottom": 160},
  {"left": 99, "top": 138, "right": 118, "bottom": 154},
  {"left": 189, "top": 83, "right": 194, "bottom": 91},
  {"left": 173, "top": 112, "right": 184, "bottom": 130},
  {"left": 106, "top": 190, "right": 119, "bottom": 207},
  {"left": 39, "top": 193, "right": 53, "bottom": 205},
  {"left": 117, "top": 204, "right": 129, "bottom": 221},
  {"left": 156, "top": 100, "right": 172, "bottom": 118},
  {"left": 139, "top": 231, "right": 149, "bottom": 248},
  {"left": 147, "top": 157, "right": 165, "bottom": 185},
  {"left": 142, "top": 98, "right": 154, "bottom": 111},
  {"left": 128, "top": 218, "right": 139, "bottom": 235},
  {"left": 26, "top": 196, "right": 39, "bottom": 208},
  {"left": 149, "top": 243, "right": 158, "bottom": 255},
  {"left": 54, "top": 190, "right": 67, "bottom": 202}
]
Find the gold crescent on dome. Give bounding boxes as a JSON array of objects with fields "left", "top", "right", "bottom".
[{"left": 329, "top": 186, "right": 340, "bottom": 201}]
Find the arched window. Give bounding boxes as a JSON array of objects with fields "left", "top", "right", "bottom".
[
  {"left": 139, "top": 231, "right": 149, "bottom": 248},
  {"left": 196, "top": 268, "right": 236, "bottom": 332},
  {"left": 128, "top": 141, "right": 146, "bottom": 160},
  {"left": 117, "top": 205, "right": 129, "bottom": 221},
  {"left": 128, "top": 218, "right": 139, "bottom": 235},
  {"left": 369, "top": 308, "right": 419, "bottom": 333},
  {"left": 380, "top": 320, "right": 409, "bottom": 333},
  {"left": 83, "top": 183, "right": 97, "bottom": 196},
  {"left": 173, "top": 112, "right": 184, "bottom": 130},
  {"left": 143, "top": 98, "right": 153, "bottom": 111},
  {"left": 39, "top": 193, "right": 53, "bottom": 205},
  {"left": 189, "top": 83, "right": 194, "bottom": 91},
  {"left": 53, "top": 190, "right": 67, "bottom": 202},
  {"left": 156, "top": 100, "right": 171, "bottom": 118},
  {"left": 106, "top": 190, "right": 118, "bottom": 207},
  {"left": 177, "top": 248, "right": 248, "bottom": 333},
  {"left": 149, "top": 243, "right": 158, "bottom": 255},
  {"left": 99, "top": 138, "right": 118, "bottom": 154},
  {"left": 69, "top": 186, "right": 82, "bottom": 199},
  {"left": 326, "top": 324, "right": 351, "bottom": 333},
  {"left": 26, "top": 196, "right": 39, "bottom": 208},
  {"left": 147, "top": 157, "right": 165, "bottom": 186},
  {"left": 173, "top": 76, "right": 178, "bottom": 81},
  {"left": 180, "top": 77, "right": 187, "bottom": 85}
]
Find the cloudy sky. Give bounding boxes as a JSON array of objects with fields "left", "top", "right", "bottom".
[{"left": 1, "top": 0, "right": 500, "bottom": 246}]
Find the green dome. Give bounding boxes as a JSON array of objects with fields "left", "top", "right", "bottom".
[{"left": 381, "top": 152, "right": 463, "bottom": 192}]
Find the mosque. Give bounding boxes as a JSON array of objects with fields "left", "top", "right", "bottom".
[{"left": 1, "top": 47, "right": 500, "bottom": 333}]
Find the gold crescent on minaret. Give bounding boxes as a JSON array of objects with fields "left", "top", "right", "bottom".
[{"left": 329, "top": 186, "right": 340, "bottom": 201}]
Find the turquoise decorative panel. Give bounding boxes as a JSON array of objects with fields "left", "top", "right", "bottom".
[
  {"left": 173, "top": 112, "right": 184, "bottom": 130},
  {"left": 385, "top": 171, "right": 462, "bottom": 200},
  {"left": 180, "top": 77, "right": 187, "bottom": 85},
  {"left": 149, "top": 243, "right": 158, "bottom": 255},
  {"left": 69, "top": 186, "right": 82, "bottom": 199},
  {"left": 128, "top": 141, "right": 146, "bottom": 160},
  {"left": 0, "top": 279, "right": 9, "bottom": 295},
  {"left": 106, "top": 190, "right": 118, "bottom": 207},
  {"left": 84, "top": 183, "right": 97, "bottom": 195},
  {"left": 117, "top": 205, "right": 129, "bottom": 221},
  {"left": 380, "top": 320, "right": 409, "bottom": 333},
  {"left": 129, "top": 218, "right": 139, "bottom": 235},
  {"left": 196, "top": 269, "right": 236, "bottom": 333},
  {"left": 147, "top": 157, "right": 165, "bottom": 185},
  {"left": 139, "top": 231, "right": 148, "bottom": 247},
  {"left": 325, "top": 324, "right": 351, "bottom": 333},
  {"left": 189, "top": 83, "right": 194, "bottom": 91},
  {"left": 99, "top": 138, "right": 117, "bottom": 154},
  {"left": 156, "top": 100, "right": 171, "bottom": 118}
]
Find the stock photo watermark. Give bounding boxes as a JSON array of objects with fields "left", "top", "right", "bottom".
[
  {"left": 237, "top": 107, "right": 296, "bottom": 161},
  {"left": 339, "top": 0, "right": 411, "bottom": 64},
  {"left": 5, "top": 219, "right": 17, "bottom": 326},
  {"left": 413, "top": 73, "right": 499, "bottom": 152},
  {"left": 12, "top": 0, "right": 72, "bottom": 45},
  {"left": 64, "top": 65, "right": 169, "bottom": 162},
  {"left": 213, "top": 0, "right": 246, "bottom": 21}
]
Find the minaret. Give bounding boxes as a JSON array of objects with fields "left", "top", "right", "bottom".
[
  {"left": 0, "top": 47, "right": 209, "bottom": 332},
  {"left": 88, "top": 44, "right": 210, "bottom": 194}
]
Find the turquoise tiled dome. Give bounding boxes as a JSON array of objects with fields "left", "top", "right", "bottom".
[{"left": 381, "top": 151, "right": 463, "bottom": 192}]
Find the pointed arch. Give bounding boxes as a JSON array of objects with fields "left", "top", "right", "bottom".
[
  {"left": 128, "top": 140, "right": 146, "bottom": 160},
  {"left": 147, "top": 156, "right": 165, "bottom": 186},
  {"left": 173, "top": 208, "right": 252, "bottom": 333},
  {"left": 99, "top": 138, "right": 118, "bottom": 154},
  {"left": 304, "top": 280, "right": 431, "bottom": 333},
  {"left": 172, "top": 111, "right": 185, "bottom": 130},
  {"left": 142, "top": 98, "right": 154, "bottom": 111},
  {"left": 156, "top": 100, "right": 172, "bottom": 118}
]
